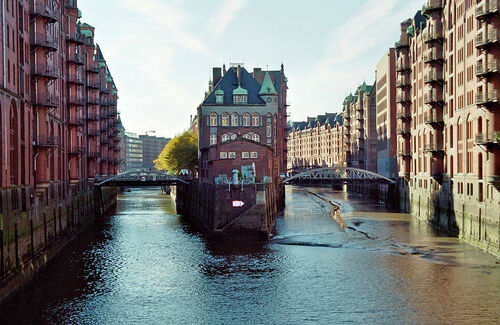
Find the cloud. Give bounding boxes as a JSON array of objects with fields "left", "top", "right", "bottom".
[
  {"left": 290, "top": 0, "right": 422, "bottom": 121},
  {"left": 207, "top": 0, "right": 248, "bottom": 38}
]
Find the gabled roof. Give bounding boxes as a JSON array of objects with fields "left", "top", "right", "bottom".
[
  {"left": 203, "top": 67, "right": 265, "bottom": 105},
  {"left": 233, "top": 85, "right": 248, "bottom": 95},
  {"left": 258, "top": 71, "right": 278, "bottom": 96}
]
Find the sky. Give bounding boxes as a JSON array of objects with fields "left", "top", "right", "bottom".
[{"left": 78, "top": 0, "right": 424, "bottom": 138}]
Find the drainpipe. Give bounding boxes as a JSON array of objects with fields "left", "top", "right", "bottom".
[{"left": 2, "top": 0, "right": 5, "bottom": 86}]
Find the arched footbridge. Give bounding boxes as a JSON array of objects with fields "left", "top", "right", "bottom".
[
  {"left": 95, "top": 170, "right": 190, "bottom": 187},
  {"left": 284, "top": 167, "right": 395, "bottom": 185}
]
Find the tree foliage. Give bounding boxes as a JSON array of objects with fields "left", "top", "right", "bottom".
[{"left": 154, "top": 130, "right": 198, "bottom": 174}]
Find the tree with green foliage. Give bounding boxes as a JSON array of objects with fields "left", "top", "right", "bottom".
[{"left": 154, "top": 130, "right": 198, "bottom": 174}]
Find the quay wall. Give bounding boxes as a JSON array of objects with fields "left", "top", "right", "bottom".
[
  {"left": 346, "top": 179, "right": 499, "bottom": 258},
  {"left": 173, "top": 181, "right": 284, "bottom": 240},
  {"left": 0, "top": 182, "right": 117, "bottom": 301}
]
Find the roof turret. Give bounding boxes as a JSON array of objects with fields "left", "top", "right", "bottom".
[
  {"left": 233, "top": 84, "right": 248, "bottom": 95},
  {"left": 258, "top": 71, "right": 278, "bottom": 96}
]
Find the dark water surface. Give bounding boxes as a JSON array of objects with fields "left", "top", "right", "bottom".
[{"left": 0, "top": 187, "right": 499, "bottom": 324}]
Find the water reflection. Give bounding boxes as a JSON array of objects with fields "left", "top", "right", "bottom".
[{"left": 0, "top": 187, "right": 498, "bottom": 324}]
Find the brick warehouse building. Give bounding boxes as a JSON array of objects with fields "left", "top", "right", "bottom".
[
  {"left": 0, "top": 0, "right": 120, "bottom": 190},
  {"left": 197, "top": 64, "right": 288, "bottom": 183}
]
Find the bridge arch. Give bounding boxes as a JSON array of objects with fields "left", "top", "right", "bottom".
[{"left": 284, "top": 167, "right": 395, "bottom": 184}]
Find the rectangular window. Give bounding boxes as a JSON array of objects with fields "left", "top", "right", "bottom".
[
  {"left": 228, "top": 152, "right": 236, "bottom": 159},
  {"left": 242, "top": 152, "right": 249, "bottom": 159},
  {"left": 220, "top": 152, "right": 227, "bottom": 159},
  {"left": 250, "top": 152, "right": 258, "bottom": 158}
]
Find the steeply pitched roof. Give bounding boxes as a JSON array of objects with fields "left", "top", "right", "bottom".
[
  {"left": 203, "top": 67, "right": 265, "bottom": 105},
  {"left": 258, "top": 71, "right": 278, "bottom": 96}
]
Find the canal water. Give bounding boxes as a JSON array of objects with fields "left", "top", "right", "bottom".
[{"left": 0, "top": 187, "right": 499, "bottom": 324}]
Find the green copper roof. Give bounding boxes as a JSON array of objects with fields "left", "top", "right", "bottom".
[
  {"left": 346, "top": 93, "right": 354, "bottom": 103},
  {"left": 215, "top": 89, "right": 224, "bottom": 95},
  {"left": 307, "top": 120, "right": 315, "bottom": 128},
  {"left": 258, "top": 71, "right": 278, "bottom": 96},
  {"left": 98, "top": 62, "right": 106, "bottom": 68},
  {"left": 81, "top": 29, "right": 93, "bottom": 38},
  {"left": 81, "top": 22, "right": 94, "bottom": 28},
  {"left": 407, "top": 25, "right": 414, "bottom": 37},
  {"left": 360, "top": 81, "right": 368, "bottom": 93},
  {"left": 233, "top": 85, "right": 248, "bottom": 95}
]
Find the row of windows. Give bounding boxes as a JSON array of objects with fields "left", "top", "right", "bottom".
[
  {"left": 220, "top": 152, "right": 258, "bottom": 159},
  {"left": 209, "top": 112, "right": 261, "bottom": 127},
  {"left": 210, "top": 133, "right": 260, "bottom": 145}
]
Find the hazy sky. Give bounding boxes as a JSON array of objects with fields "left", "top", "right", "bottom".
[{"left": 78, "top": 0, "right": 424, "bottom": 138}]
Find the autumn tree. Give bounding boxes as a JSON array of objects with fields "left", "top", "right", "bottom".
[{"left": 154, "top": 130, "right": 198, "bottom": 174}]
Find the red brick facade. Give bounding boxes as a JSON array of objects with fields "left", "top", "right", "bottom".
[{"left": 0, "top": 0, "right": 119, "bottom": 190}]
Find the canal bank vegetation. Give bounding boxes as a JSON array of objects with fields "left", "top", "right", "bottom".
[{"left": 154, "top": 130, "right": 198, "bottom": 174}]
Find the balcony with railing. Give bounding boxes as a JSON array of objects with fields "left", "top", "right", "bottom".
[
  {"left": 396, "top": 127, "right": 411, "bottom": 136},
  {"left": 396, "top": 60, "right": 411, "bottom": 72},
  {"left": 34, "top": 135, "right": 60, "bottom": 148},
  {"left": 395, "top": 35, "right": 409, "bottom": 49},
  {"left": 424, "top": 113, "right": 444, "bottom": 127},
  {"left": 423, "top": 27, "right": 444, "bottom": 43},
  {"left": 88, "top": 128, "right": 99, "bottom": 137},
  {"left": 396, "top": 76, "right": 411, "bottom": 88},
  {"left": 476, "top": 90, "right": 499, "bottom": 107},
  {"left": 396, "top": 92, "right": 411, "bottom": 103},
  {"left": 87, "top": 113, "right": 100, "bottom": 121},
  {"left": 87, "top": 63, "right": 100, "bottom": 74},
  {"left": 476, "top": 0, "right": 500, "bottom": 20},
  {"left": 69, "top": 146, "right": 86, "bottom": 155},
  {"left": 475, "top": 131, "right": 500, "bottom": 146},
  {"left": 422, "top": 0, "right": 444, "bottom": 15},
  {"left": 100, "top": 99, "right": 112, "bottom": 106},
  {"left": 68, "top": 73, "right": 85, "bottom": 85},
  {"left": 396, "top": 108, "right": 411, "bottom": 120},
  {"left": 101, "top": 87, "right": 111, "bottom": 94},
  {"left": 475, "top": 60, "right": 499, "bottom": 77},
  {"left": 30, "top": 1, "right": 58, "bottom": 22},
  {"left": 69, "top": 117, "right": 85, "bottom": 126},
  {"left": 32, "top": 93, "right": 59, "bottom": 107},
  {"left": 423, "top": 143, "right": 444, "bottom": 154},
  {"left": 424, "top": 70, "right": 444, "bottom": 83},
  {"left": 87, "top": 96, "right": 100, "bottom": 105},
  {"left": 67, "top": 31, "right": 85, "bottom": 44},
  {"left": 424, "top": 49, "right": 444, "bottom": 63},
  {"left": 424, "top": 92, "right": 443, "bottom": 105},
  {"left": 68, "top": 95, "right": 85, "bottom": 106},
  {"left": 476, "top": 29, "right": 500, "bottom": 49},
  {"left": 31, "top": 63, "right": 59, "bottom": 80},
  {"left": 88, "top": 151, "right": 101, "bottom": 159},
  {"left": 30, "top": 33, "right": 58, "bottom": 51},
  {"left": 397, "top": 150, "right": 412, "bottom": 158},
  {"left": 68, "top": 53, "right": 85, "bottom": 65},
  {"left": 87, "top": 79, "right": 100, "bottom": 89},
  {"left": 100, "top": 136, "right": 110, "bottom": 144}
]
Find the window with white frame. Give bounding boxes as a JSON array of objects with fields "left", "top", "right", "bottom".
[
  {"left": 266, "top": 124, "right": 272, "bottom": 137},
  {"left": 250, "top": 152, "right": 258, "bottom": 158},
  {"left": 242, "top": 152, "right": 249, "bottom": 159},
  {"left": 243, "top": 133, "right": 251, "bottom": 140},
  {"left": 251, "top": 133, "right": 260, "bottom": 142},
  {"left": 231, "top": 113, "right": 239, "bottom": 126},
  {"left": 210, "top": 134, "right": 217, "bottom": 145},
  {"left": 210, "top": 113, "right": 217, "bottom": 126},
  {"left": 231, "top": 133, "right": 237, "bottom": 140},
  {"left": 243, "top": 113, "right": 250, "bottom": 126},
  {"left": 252, "top": 113, "right": 260, "bottom": 126},
  {"left": 222, "top": 133, "right": 230, "bottom": 142},
  {"left": 228, "top": 152, "right": 236, "bottom": 159},
  {"left": 222, "top": 113, "right": 229, "bottom": 126},
  {"left": 220, "top": 152, "right": 227, "bottom": 159}
]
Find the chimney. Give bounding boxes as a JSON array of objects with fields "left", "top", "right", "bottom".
[
  {"left": 212, "top": 67, "right": 222, "bottom": 86},
  {"left": 223, "top": 64, "right": 226, "bottom": 74}
]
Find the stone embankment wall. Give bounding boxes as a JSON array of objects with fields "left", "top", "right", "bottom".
[
  {"left": 173, "top": 181, "right": 284, "bottom": 240},
  {"left": 0, "top": 182, "right": 117, "bottom": 301},
  {"left": 346, "top": 180, "right": 499, "bottom": 258}
]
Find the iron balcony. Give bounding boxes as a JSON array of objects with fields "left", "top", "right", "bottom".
[
  {"left": 30, "top": 1, "right": 58, "bottom": 22},
  {"left": 396, "top": 127, "right": 411, "bottom": 136},
  {"left": 396, "top": 110, "right": 411, "bottom": 119},
  {"left": 88, "top": 151, "right": 101, "bottom": 159},
  {"left": 31, "top": 63, "right": 59, "bottom": 80},
  {"left": 424, "top": 71, "right": 444, "bottom": 84},
  {"left": 475, "top": 60, "right": 499, "bottom": 77},
  {"left": 69, "top": 146, "right": 86, "bottom": 155},
  {"left": 424, "top": 92, "right": 444, "bottom": 105},
  {"left": 423, "top": 29, "right": 444, "bottom": 43},
  {"left": 397, "top": 150, "right": 412, "bottom": 158},
  {"left": 475, "top": 132, "right": 500, "bottom": 146},
  {"left": 476, "top": 0, "right": 500, "bottom": 20},
  {"left": 34, "top": 135, "right": 60, "bottom": 148},
  {"left": 422, "top": 0, "right": 444, "bottom": 15},
  {"left": 69, "top": 117, "right": 85, "bottom": 126},
  {"left": 476, "top": 90, "right": 499, "bottom": 107},
  {"left": 476, "top": 30, "right": 500, "bottom": 49},
  {"left": 423, "top": 143, "right": 445, "bottom": 154},
  {"left": 32, "top": 93, "right": 59, "bottom": 107},
  {"left": 68, "top": 53, "right": 85, "bottom": 65},
  {"left": 87, "top": 64, "right": 100, "bottom": 74},
  {"left": 30, "top": 33, "right": 58, "bottom": 51},
  {"left": 396, "top": 61, "right": 411, "bottom": 72},
  {"left": 68, "top": 73, "right": 85, "bottom": 85},
  {"left": 68, "top": 96, "right": 85, "bottom": 106},
  {"left": 67, "top": 32, "right": 86, "bottom": 45},
  {"left": 424, "top": 114, "right": 444, "bottom": 127}
]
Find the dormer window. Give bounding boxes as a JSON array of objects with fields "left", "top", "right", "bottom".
[
  {"left": 215, "top": 89, "right": 224, "bottom": 104},
  {"left": 232, "top": 84, "right": 248, "bottom": 104}
]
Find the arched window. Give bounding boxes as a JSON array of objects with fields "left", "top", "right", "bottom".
[
  {"left": 243, "top": 113, "right": 250, "bottom": 126},
  {"left": 231, "top": 113, "right": 239, "bottom": 126},
  {"left": 251, "top": 133, "right": 260, "bottom": 142},
  {"left": 210, "top": 113, "right": 217, "bottom": 126},
  {"left": 243, "top": 133, "right": 251, "bottom": 140},
  {"left": 210, "top": 134, "right": 217, "bottom": 145},
  {"left": 231, "top": 133, "right": 237, "bottom": 140},
  {"left": 222, "top": 133, "right": 230, "bottom": 142},
  {"left": 222, "top": 113, "right": 229, "bottom": 126},
  {"left": 252, "top": 113, "right": 260, "bottom": 126}
]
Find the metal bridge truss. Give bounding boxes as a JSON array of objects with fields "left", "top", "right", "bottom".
[
  {"left": 284, "top": 167, "right": 395, "bottom": 185},
  {"left": 95, "top": 170, "right": 190, "bottom": 187}
]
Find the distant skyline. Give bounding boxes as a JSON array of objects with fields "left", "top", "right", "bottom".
[{"left": 78, "top": 0, "right": 424, "bottom": 138}]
